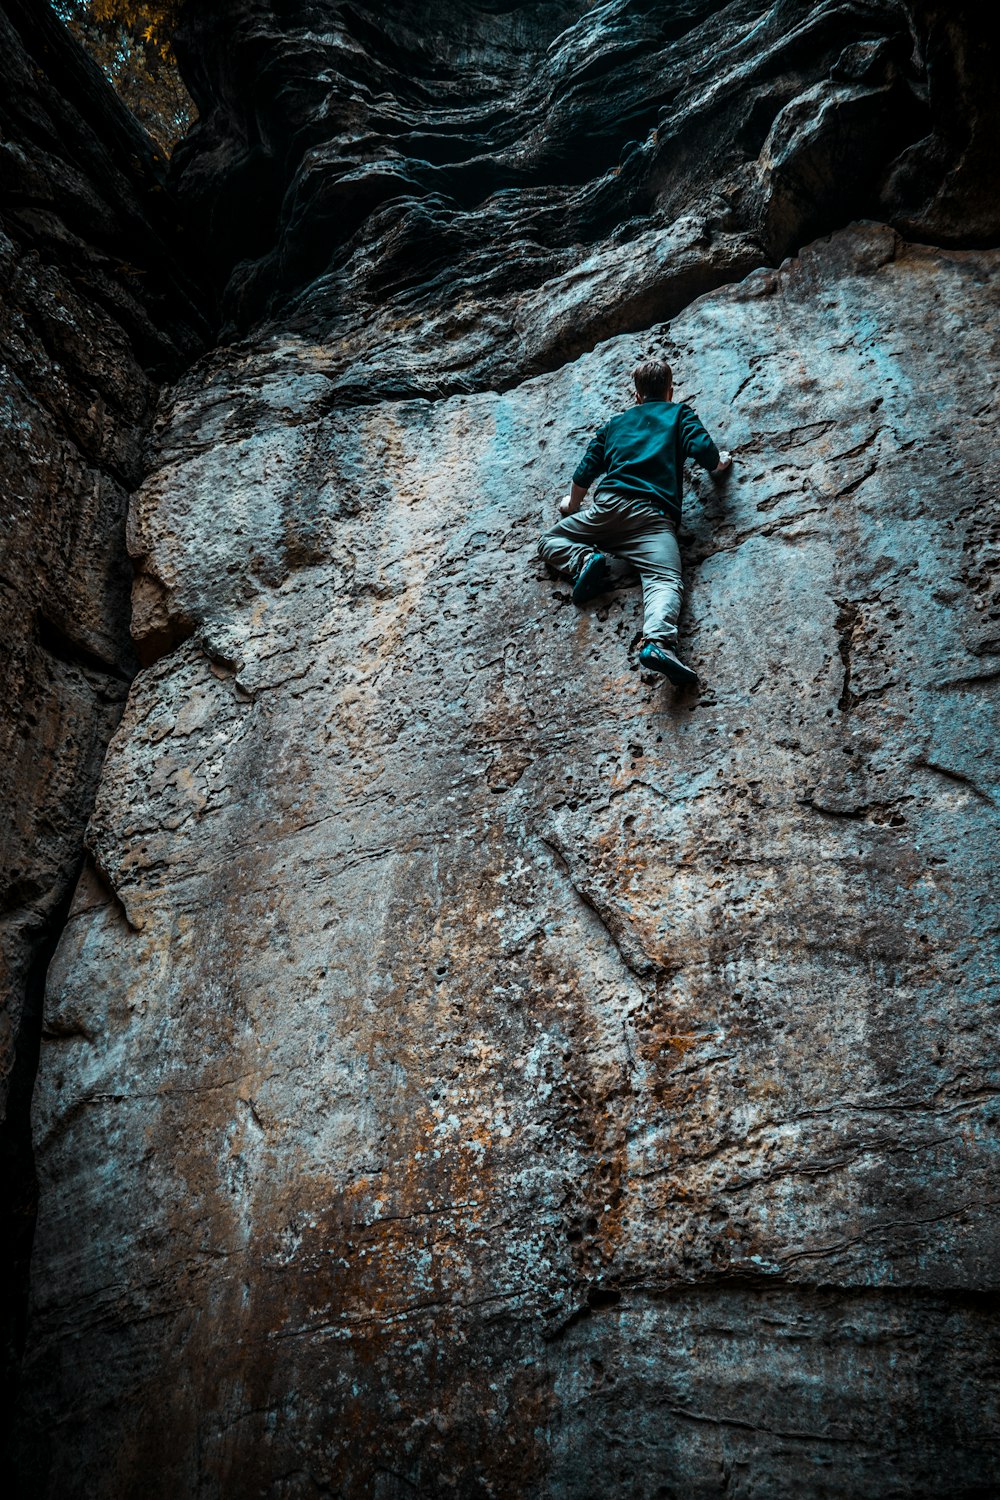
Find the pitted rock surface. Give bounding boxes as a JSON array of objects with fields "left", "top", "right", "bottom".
[{"left": 17, "top": 224, "right": 1000, "bottom": 1495}]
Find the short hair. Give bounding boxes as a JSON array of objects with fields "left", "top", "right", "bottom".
[{"left": 633, "top": 358, "right": 673, "bottom": 401}]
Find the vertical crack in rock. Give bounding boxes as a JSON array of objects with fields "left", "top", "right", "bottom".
[
  {"left": 835, "top": 599, "right": 860, "bottom": 711},
  {"left": 537, "top": 833, "right": 660, "bottom": 981}
]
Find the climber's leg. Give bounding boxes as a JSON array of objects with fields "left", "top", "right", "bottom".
[
  {"left": 609, "top": 508, "right": 697, "bottom": 682},
  {"left": 537, "top": 500, "right": 618, "bottom": 580},
  {"left": 539, "top": 495, "right": 683, "bottom": 632},
  {"left": 633, "top": 532, "right": 684, "bottom": 646},
  {"left": 623, "top": 523, "right": 697, "bottom": 684},
  {"left": 597, "top": 501, "right": 684, "bottom": 645}
]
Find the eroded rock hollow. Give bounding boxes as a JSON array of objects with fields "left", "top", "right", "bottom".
[{"left": 6, "top": 1, "right": 1000, "bottom": 1495}]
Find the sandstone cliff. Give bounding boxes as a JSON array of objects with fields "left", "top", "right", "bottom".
[
  {"left": 6, "top": 2, "right": 1000, "bottom": 1496},
  {"left": 0, "top": 0, "right": 207, "bottom": 1419}
]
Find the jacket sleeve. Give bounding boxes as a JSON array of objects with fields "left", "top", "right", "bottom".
[
  {"left": 679, "top": 404, "right": 720, "bottom": 472},
  {"left": 572, "top": 423, "right": 609, "bottom": 488}
]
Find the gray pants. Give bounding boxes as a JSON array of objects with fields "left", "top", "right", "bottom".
[{"left": 537, "top": 493, "right": 683, "bottom": 644}]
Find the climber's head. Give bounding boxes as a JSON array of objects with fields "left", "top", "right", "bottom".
[{"left": 633, "top": 358, "right": 673, "bottom": 403}]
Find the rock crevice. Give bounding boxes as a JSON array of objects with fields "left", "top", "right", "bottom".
[{"left": 0, "top": 0, "right": 208, "bottom": 1427}]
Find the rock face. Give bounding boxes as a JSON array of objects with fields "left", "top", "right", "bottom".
[
  {"left": 8, "top": 1, "right": 1000, "bottom": 1495},
  {"left": 0, "top": 0, "right": 206, "bottom": 1418},
  {"left": 169, "top": 0, "right": 1000, "bottom": 395},
  {"left": 16, "top": 221, "right": 1000, "bottom": 1495}
]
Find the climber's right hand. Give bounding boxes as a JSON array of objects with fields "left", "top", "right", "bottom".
[{"left": 712, "top": 450, "right": 733, "bottom": 476}]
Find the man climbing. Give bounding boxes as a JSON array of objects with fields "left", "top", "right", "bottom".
[{"left": 537, "top": 358, "right": 731, "bottom": 687}]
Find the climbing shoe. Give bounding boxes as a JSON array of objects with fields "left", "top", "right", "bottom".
[
  {"left": 571, "top": 551, "right": 611, "bottom": 604},
  {"left": 639, "top": 640, "right": 698, "bottom": 688}
]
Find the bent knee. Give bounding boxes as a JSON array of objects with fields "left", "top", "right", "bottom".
[{"left": 643, "top": 565, "right": 683, "bottom": 586}]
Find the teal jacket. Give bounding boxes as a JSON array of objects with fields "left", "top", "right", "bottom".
[{"left": 572, "top": 400, "right": 720, "bottom": 526}]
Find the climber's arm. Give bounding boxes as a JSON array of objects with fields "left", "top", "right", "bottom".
[
  {"left": 560, "top": 423, "right": 608, "bottom": 513},
  {"left": 680, "top": 402, "right": 731, "bottom": 477}
]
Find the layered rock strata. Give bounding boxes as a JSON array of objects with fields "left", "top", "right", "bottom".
[
  {"left": 17, "top": 223, "right": 1000, "bottom": 1495},
  {"left": 169, "top": 0, "right": 1000, "bottom": 395},
  {"left": 0, "top": 0, "right": 206, "bottom": 1417}
]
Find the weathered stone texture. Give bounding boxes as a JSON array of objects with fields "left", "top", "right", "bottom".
[
  {"left": 16, "top": 224, "right": 1000, "bottom": 1495},
  {"left": 7, "top": 0, "right": 1000, "bottom": 1491},
  {"left": 169, "top": 0, "right": 1000, "bottom": 395},
  {"left": 0, "top": 0, "right": 206, "bottom": 1413}
]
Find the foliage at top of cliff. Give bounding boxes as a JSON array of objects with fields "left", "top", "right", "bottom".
[{"left": 50, "top": 0, "right": 194, "bottom": 156}]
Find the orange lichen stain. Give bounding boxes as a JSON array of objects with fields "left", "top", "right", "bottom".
[
  {"left": 175, "top": 765, "right": 208, "bottom": 815},
  {"left": 747, "top": 1077, "right": 784, "bottom": 1101},
  {"left": 633, "top": 1001, "right": 723, "bottom": 1117},
  {"left": 660, "top": 1031, "right": 700, "bottom": 1058},
  {"left": 210, "top": 1067, "right": 550, "bottom": 1495}
]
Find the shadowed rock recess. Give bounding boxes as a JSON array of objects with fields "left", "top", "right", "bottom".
[
  {"left": 0, "top": 0, "right": 206, "bottom": 1425},
  {"left": 7, "top": 1, "right": 1000, "bottom": 1496}
]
